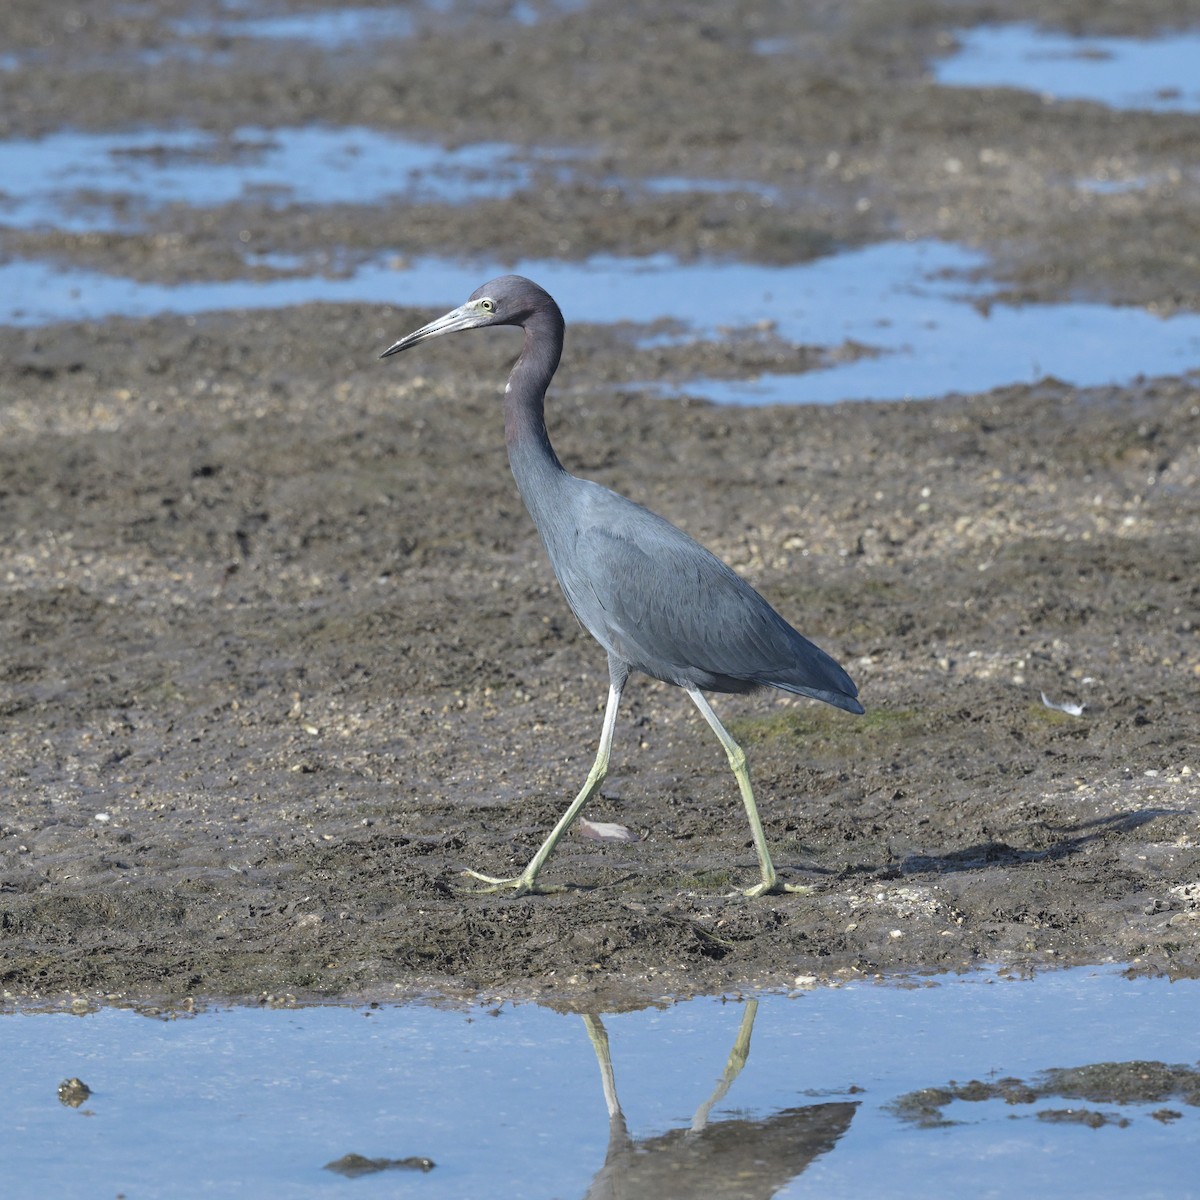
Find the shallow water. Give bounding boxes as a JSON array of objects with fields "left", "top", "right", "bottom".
[
  {"left": 1, "top": 967, "right": 1196, "bottom": 1199},
  {"left": 3, "top": 85, "right": 1199, "bottom": 405},
  {"left": 934, "top": 25, "right": 1200, "bottom": 113},
  {"left": 5, "top": 244, "right": 1200, "bottom": 404},
  {"left": 0, "top": 126, "right": 567, "bottom": 232},
  {"left": 170, "top": 4, "right": 422, "bottom": 45},
  {"left": 170, "top": 0, "right": 585, "bottom": 44}
]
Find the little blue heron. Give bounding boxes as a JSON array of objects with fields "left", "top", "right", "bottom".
[{"left": 381, "top": 276, "right": 863, "bottom": 897}]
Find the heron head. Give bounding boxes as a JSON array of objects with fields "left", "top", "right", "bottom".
[{"left": 380, "top": 275, "right": 554, "bottom": 358}]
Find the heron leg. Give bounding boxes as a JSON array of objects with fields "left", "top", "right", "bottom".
[
  {"left": 463, "top": 677, "right": 623, "bottom": 895},
  {"left": 685, "top": 689, "right": 812, "bottom": 897}
]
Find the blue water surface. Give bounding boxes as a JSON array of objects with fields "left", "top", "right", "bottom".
[
  {"left": 934, "top": 24, "right": 1200, "bottom": 113},
  {"left": 0, "top": 967, "right": 1196, "bottom": 1199},
  {"left": 0, "top": 126, "right": 564, "bottom": 232},
  {"left": 4, "top": 244, "right": 1200, "bottom": 405}
]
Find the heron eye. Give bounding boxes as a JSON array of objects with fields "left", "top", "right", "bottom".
[{"left": 480, "top": 299, "right": 494, "bottom": 312}]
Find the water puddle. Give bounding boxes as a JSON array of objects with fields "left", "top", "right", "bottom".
[
  {"left": 934, "top": 25, "right": 1200, "bottom": 113},
  {"left": 0, "top": 126, "right": 575, "bottom": 233},
  {"left": 637, "top": 175, "right": 780, "bottom": 202},
  {"left": 7, "top": 118, "right": 1195, "bottom": 402},
  {"left": 5, "top": 243, "right": 1200, "bottom": 405},
  {"left": 1, "top": 967, "right": 1196, "bottom": 1198},
  {"left": 171, "top": 5, "right": 423, "bottom": 46},
  {"left": 0, "top": 123, "right": 774, "bottom": 237},
  {"left": 170, "top": 0, "right": 586, "bottom": 45}
]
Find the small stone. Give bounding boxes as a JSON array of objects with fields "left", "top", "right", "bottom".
[{"left": 58, "top": 1078, "right": 91, "bottom": 1107}]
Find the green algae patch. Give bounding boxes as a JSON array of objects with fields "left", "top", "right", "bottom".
[{"left": 729, "top": 705, "right": 923, "bottom": 749}]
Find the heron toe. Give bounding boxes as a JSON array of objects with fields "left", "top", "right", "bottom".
[
  {"left": 459, "top": 867, "right": 555, "bottom": 896},
  {"left": 740, "top": 879, "right": 815, "bottom": 898}
]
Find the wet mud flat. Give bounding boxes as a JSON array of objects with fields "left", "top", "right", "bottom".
[
  {"left": 0, "top": 0, "right": 1198, "bottom": 1008},
  {"left": 1, "top": 308, "right": 1196, "bottom": 1007}
]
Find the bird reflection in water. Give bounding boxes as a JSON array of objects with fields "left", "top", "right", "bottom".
[{"left": 579, "top": 1000, "right": 857, "bottom": 1199}]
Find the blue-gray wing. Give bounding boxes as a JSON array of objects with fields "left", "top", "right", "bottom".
[{"left": 552, "top": 489, "right": 860, "bottom": 710}]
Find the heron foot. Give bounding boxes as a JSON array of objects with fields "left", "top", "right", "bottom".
[
  {"left": 741, "top": 880, "right": 814, "bottom": 898},
  {"left": 459, "top": 868, "right": 555, "bottom": 896}
]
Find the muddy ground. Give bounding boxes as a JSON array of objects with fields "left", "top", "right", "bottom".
[{"left": 0, "top": 0, "right": 1197, "bottom": 1009}]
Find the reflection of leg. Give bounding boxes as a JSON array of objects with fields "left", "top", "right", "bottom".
[
  {"left": 581, "top": 1014, "right": 621, "bottom": 1122},
  {"left": 583, "top": 1012, "right": 631, "bottom": 1166},
  {"left": 464, "top": 679, "right": 624, "bottom": 894},
  {"left": 691, "top": 999, "right": 759, "bottom": 1133},
  {"left": 685, "top": 689, "right": 811, "bottom": 897}
]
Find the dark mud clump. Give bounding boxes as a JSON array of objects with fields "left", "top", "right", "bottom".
[{"left": 890, "top": 1060, "right": 1200, "bottom": 1128}]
